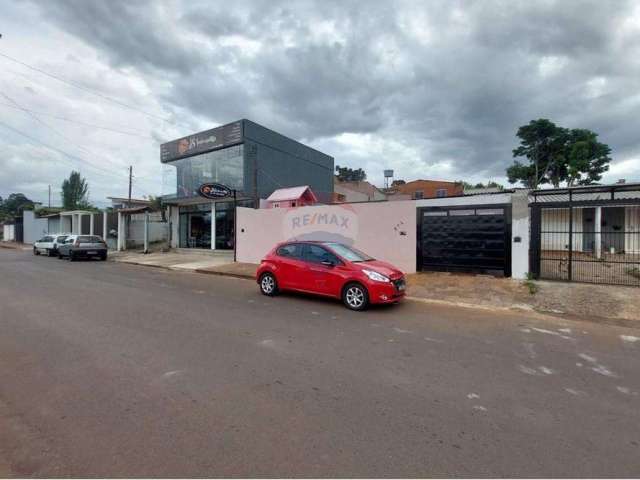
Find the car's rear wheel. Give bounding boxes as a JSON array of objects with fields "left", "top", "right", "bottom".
[
  {"left": 342, "top": 282, "right": 369, "bottom": 311},
  {"left": 68, "top": 251, "right": 75, "bottom": 261},
  {"left": 47, "top": 249, "right": 53, "bottom": 257},
  {"left": 58, "top": 251, "right": 63, "bottom": 259},
  {"left": 259, "top": 272, "right": 278, "bottom": 296}
]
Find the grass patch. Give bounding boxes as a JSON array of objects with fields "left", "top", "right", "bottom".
[{"left": 523, "top": 272, "right": 539, "bottom": 295}]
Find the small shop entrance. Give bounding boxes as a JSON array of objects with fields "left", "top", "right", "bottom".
[{"left": 179, "top": 210, "right": 212, "bottom": 248}]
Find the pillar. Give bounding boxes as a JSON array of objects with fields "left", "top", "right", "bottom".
[
  {"left": 102, "top": 211, "right": 108, "bottom": 242},
  {"left": 143, "top": 212, "right": 149, "bottom": 254},
  {"left": 117, "top": 212, "right": 125, "bottom": 251},
  {"left": 89, "top": 213, "right": 95, "bottom": 235},
  {"left": 595, "top": 206, "right": 602, "bottom": 259},
  {"left": 211, "top": 202, "right": 216, "bottom": 250}
]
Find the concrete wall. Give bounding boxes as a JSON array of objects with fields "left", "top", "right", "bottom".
[
  {"left": 237, "top": 201, "right": 417, "bottom": 273},
  {"left": 22, "top": 210, "right": 49, "bottom": 244}
]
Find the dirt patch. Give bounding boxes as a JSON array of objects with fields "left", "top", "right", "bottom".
[{"left": 406, "top": 272, "right": 640, "bottom": 324}]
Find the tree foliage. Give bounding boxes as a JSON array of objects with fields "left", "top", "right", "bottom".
[
  {"left": 506, "top": 119, "right": 611, "bottom": 188},
  {"left": 456, "top": 180, "right": 504, "bottom": 190},
  {"left": 0, "top": 193, "right": 35, "bottom": 220},
  {"left": 335, "top": 165, "right": 367, "bottom": 182},
  {"left": 61, "top": 171, "right": 91, "bottom": 210}
]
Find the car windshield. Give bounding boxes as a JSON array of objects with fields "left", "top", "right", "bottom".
[{"left": 323, "top": 243, "right": 374, "bottom": 262}]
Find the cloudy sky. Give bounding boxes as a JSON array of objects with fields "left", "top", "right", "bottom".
[{"left": 1, "top": 0, "right": 639, "bottom": 207}]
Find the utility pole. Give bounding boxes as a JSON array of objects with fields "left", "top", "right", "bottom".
[
  {"left": 48, "top": 185, "right": 51, "bottom": 208},
  {"left": 128, "top": 165, "right": 132, "bottom": 207}
]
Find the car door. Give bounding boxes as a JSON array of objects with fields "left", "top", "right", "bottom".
[
  {"left": 274, "top": 243, "right": 307, "bottom": 290},
  {"left": 301, "top": 244, "right": 345, "bottom": 296}
]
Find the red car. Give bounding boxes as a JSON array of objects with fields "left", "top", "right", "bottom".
[{"left": 256, "top": 241, "right": 406, "bottom": 310}]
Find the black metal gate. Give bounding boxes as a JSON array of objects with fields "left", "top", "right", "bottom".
[
  {"left": 530, "top": 185, "right": 640, "bottom": 286},
  {"left": 418, "top": 204, "right": 512, "bottom": 276}
]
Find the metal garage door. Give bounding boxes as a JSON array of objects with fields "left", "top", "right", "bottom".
[{"left": 418, "top": 205, "right": 511, "bottom": 276}]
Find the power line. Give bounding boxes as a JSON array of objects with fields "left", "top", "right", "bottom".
[
  {"left": 0, "top": 101, "right": 155, "bottom": 139},
  {"left": 0, "top": 119, "right": 131, "bottom": 182},
  {"left": 0, "top": 51, "right": 172, "bottom": 123},
  {"left": 1, "top": 92, "right": 133, "bottom": 174}
]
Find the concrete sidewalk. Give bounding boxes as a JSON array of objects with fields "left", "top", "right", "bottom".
[{"left": 111, "top": 250, "right": 235, "bottom": 272}]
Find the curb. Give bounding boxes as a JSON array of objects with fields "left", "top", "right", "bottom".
[{"left": 195, "top": 268, "right": 255, "bottom": 280}]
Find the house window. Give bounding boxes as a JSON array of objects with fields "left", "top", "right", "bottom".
[
  {"left": 291, "top": 201, "right": 296, "bottom": 207},
  {"left": 414, "top": 190, "right": 424, "bottom": 199},
  {"left": 436, "top": 189, "right": 447, "bottom": 198}
]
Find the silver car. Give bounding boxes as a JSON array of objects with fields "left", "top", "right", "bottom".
[{"left": 57, "top": 235, "right": 108, "bottom": 261}]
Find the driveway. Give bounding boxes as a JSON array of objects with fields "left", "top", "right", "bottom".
[{"left": 0, "top": 249, "right": 639, "bottom": 477}]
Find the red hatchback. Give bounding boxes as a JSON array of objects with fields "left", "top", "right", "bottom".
[{"left": 256, "top": 241, "right": 406, "bottom": 310}]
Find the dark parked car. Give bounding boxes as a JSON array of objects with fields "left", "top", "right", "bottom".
[
  {"left": 256, "top": 241, "right": 405, "bottom": 311},
  {"left": 57, "top": 235, "right": 108, "bottom": 261}
]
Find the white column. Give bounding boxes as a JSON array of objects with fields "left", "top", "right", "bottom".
[
  {"left": 89, "top": 213, "right": 95, "bottom": 235},
  {"left": 211, "top": 202, "right": 216, "bottom": 250},
  {"left": 143, "top": 212, "right": 149, "bottom": 254},
  {"left": 102, "top": 212, "right": 108, "bottom": 241},
  {"left": 117, "top": 212, "right": 124, "bottom": 251},
  {"left": 595, "top": 206, "right": 602, "bottom": 259}
]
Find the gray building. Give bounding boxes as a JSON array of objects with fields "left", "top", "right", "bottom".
[{"left": 161, "top": 119, "right": 334, "bottom": 250}]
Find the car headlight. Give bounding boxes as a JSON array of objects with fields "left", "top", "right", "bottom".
[{"left": 362, "top": 269, "right": 390, "bottom": 283}]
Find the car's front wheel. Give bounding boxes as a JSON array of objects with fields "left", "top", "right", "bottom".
[
  {"left": 259, "top": 272, "right": 278, "bottom": 296},
  {"left": 342, "top": 282, "right": 369, "bottom": 311},
  {"left": 33, "top": 247, "right": 39, "bottom": 255}
]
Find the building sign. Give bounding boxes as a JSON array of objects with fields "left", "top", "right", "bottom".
[
  {"left": 283, "top": 205, "right": 359, "bottom": 245},
  {"left": 198, "top": 183, "right": 233, "bottom": 199},
  {"left": 160, "top": 121, "right": 242, "bottom": 163}
]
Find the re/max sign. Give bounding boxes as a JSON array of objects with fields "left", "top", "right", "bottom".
[{"left": 291, "top": 213, "right": 350, "bottom": 229}]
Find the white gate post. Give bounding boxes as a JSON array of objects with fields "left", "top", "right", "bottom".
[
  {"left": 144, "top": 212, "right": 149, "bottom": 254},
  {"left": 595, "top": 206, "right": 602, "bottom": 259},
  {"left": 103, "top": 212, "right": 108, "bottom": 242},
  {"left": 89, "top": 213, "right": 95, "bottom": 235}
]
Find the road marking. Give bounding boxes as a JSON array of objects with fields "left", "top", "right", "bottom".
[
  {"left": 578, "top": 353, "right": 597, "bottom": 363},
  {"left": 162, "top": 370, "right": 183, "bottom": 378},
  {"left": 538, "top": 366, "right": 554, "bottom": 375},
  {"left": 531, "top": 327, "right": 572, "bottom": 340},
  {"left": 564, "top": 388, "right": 585, "bottom": 396},
  {"left": 467, "top": 393, "right": 480, "bottom": 399},
  {"left": 393, "top": 327, "right": 411, "bottom": 334},
  {"left": 620, "top": 335, "right": 639, "bottom": 344},
  {"left": 518, "top": 365, "right": 539, "bottom": 376},
  {"left": 472, "top": 405, "right": 487, "bottom": 411},
  {"left": 424, "top": 337, "right": 444, "bottom": 343}
]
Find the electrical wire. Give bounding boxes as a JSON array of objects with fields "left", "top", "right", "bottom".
[
  {"left": 0, "top": 101, "right": 155, "bottom": 139},
  {"left": 0, "top": 51, "right": 172, "bottom": 123}
]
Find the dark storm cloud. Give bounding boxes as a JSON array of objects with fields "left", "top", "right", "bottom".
[
  {"left": 29, "top": 0, "right": 640, "bottom": 183},
  {"left": 35, "top": 0, "right": 204, "bottom": 73}
]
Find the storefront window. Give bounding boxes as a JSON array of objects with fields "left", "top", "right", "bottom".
[{"left": 164, "top": 144, "right": 244, "bottom": 199}]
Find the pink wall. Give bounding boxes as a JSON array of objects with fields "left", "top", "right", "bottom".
[{"left": 236, "top": 201, "right": 417, "bottom": 273}]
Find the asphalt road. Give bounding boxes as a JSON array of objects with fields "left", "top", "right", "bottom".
[{"left": 1, "top": 248, "right": 639, "bottom": 477}]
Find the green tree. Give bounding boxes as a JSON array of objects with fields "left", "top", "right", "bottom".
[
  {"left": 0, "top": 193, "right": 34, "bottom": 219},
  {"left": 61, "top": 171, "right": 90, "bottom": 210},
  {"left": 507, "top": 119, "right": 611, "bottom": 188},
  {"left": 455, "top": 180, "right": 504, "bottom": 190},
  {"left": 335, "top": 165, "right": 367, "bottom": 182},
  {"left": 507, "top": 119, "right": 568, "bottom": 188},
  {"left": 564, "top": 129, "right": 611, "bottom": 186}
]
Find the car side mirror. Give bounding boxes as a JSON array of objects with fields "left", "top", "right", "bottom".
[{"left": 321, "top": 260, "right": 335, "bottom": 267}]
